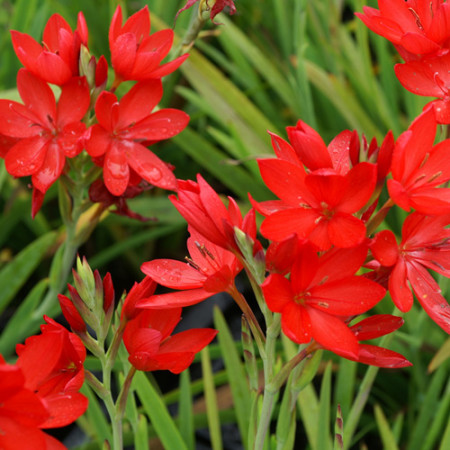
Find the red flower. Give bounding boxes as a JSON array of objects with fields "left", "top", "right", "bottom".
[
  {"left": 170, "top": 174, "right": 256, "bottom": 252},
  {"left": 355, "top": 0, "right": 450, "bottom": 61},
  {"left": 11, "top": 12, "right": 88, "bottom": 85},
  {"left": 123, "top": 308, "right": 217, "bottom": 373},
  {"left": 346, "top": 315, "right": 412, "bottom": 368},
  {"left": 257, "top": 157, "right": 376, "bottom": 250},
  {"left": 16, "top": 316, "right": 88, "bottom": 429},
  {"left": 176, "top": 0, "right": 236, "bottom": 23},
  {"left": 387, "top": 108, "right": 450, "bottom": 214},
  {"left": 0, "top": 355, "right": 65, "bottom": 450},
  {"left": 261, "top": 243, "right": 386, "bottom": 358},
  {"left": 109, "top": 5, "right": 188, "bottom": 85},
  {"left": 85, "top": 80, "right": 189, "bottom": 196},
  {"left": 370, "top": 212, "right": 450, "bottom": 333},
  {"left": 139, "top": 226, "right": 241, "bottom": 309},
  {"left": 395, "top": 53, "right": 450, "bottom": 123},
  {"left": 0, "top": 69, "right": 89, "bottom": 202}
]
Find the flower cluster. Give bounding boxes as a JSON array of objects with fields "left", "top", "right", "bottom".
[
  {"left": 0, "top": 5, "right": 189, "bottom": 217},
  {"left": 356, "top": 0, "right": 450, "bottom": 123},
  {"left": 0, "top": 317, "right": 87, "bottom": 449}
]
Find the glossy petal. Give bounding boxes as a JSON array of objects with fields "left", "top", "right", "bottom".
[
  {"left": 389, "top": 258, "right": 414, "bottom": 312},
  {"left": 125, "top": 141, "right": 177, "bottom": 190},
  {"left": 103, "top": 142, "right": 130, "bottom": 196},
  {"left": 327, "top": 213, "right": 367, "bottom": 248},
  {"left": 5, "top": 136, "right": 48, "bottom": 177},
  {"left": 141, "top": 259, "right": 205, "bottom": 288},
  {"left": 39, "top": 393, "right": 88, "bottom": 428},
  {"left": 281, "top": 302, "right": 312, "bottom": 344},
  {"left": 32, "top": 142, "right": 65, "bottom": 193},
  {"left": 57, "top": 77, "right": 90, "bottom": 127},
  {"left": 137, "top": 288, "right": 213, "bottom": 309}
]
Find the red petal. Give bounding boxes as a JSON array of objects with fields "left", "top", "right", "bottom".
[
  {"left": 85, "top": 125, "right": 111, "bottom": 157},
  {"left": 356, "top": 344, "right": 412, "bottom": 368},
  {"left": 388, "top": 258, "right": 414, "bottom": 312},
  {"left": 94, "top": 91, "right": 118, "bottom": 131},
  {"left": 103, "top": 142, "right": 130, "bottom": 196},
  {"left": 262, "top": 273, "right": 294, "bottom": 313},
  {"left": 269, "top": 131, "right": 300, "bottom": 164},
  {"left": 126, "top": 109, "right": 189, "bottom": 141},
  {"left": 111, "top": 33, "right": 137, "bottom": 80},
  {"left": 122, "top": 6, "right": 150, "bottom": 39},
  {"left": 338, "top": 162, "right": 377, "bottom": 213},
  {"left": 281, "top": 302, "right": 312, "bottom": 344},
  {"left": 0, "top": 101, "right": 38, "bottom": 138},
  {"left": 116, "top": 79, "right": 163, "bottom": 130},
  {"left": 57, "top": 77, "right": 90, "bottom": 127},
  {"left": 5, "top": 136, "right": 48, "bottom": 176},
  {"left": 39, "top": 393, "right": 88, "bottom": 428},
  {"left": 327, "top": 213, "right": 367, "bottom": 248},
  {"left": 17, "top": 69, "right": 56, "bottom": 128},
  {"left": 313, "top": 244, "right": 369, "bottom": 284},
  {"left": 32, "top": 142, "right": 65, "bottom": 193},
  {"left": 141, "top": 259, "right": 205, "bottom": 288},
  {"left": 125, "top": 141, "right": 177, "bottom": 190},
  {"left": 258, "top": 158, "right": 308, "bottom": 206},
  {"left": 350, "top": 315, "right": 404, "bottom": 340},
  {"left": 407, "top": 262, "right": 450, "bottom": 333},
  {"left": 137, "top": 288, "right": 213, "bottom": 308},
  {"left": 42, "top": 14, "right": 72, "bottom": 51},
  {"left": 36, "top": 52, "right": 72, "bottom": 85},
  {"left": 260, "top": 208, "right": 319, "bottom": 242},
  {"left": 10, "top": 30, "right": 42, "bottom": 67},
  {"left": 149, "top": 54, "right": 189, "bottom": 78},
  {"left": 370, "top": 230, "right": 399, "bottom": 267},
  {"left": 308, "top": 307, "right": 359, "bottom": 359},
  {"left": 159, "top": 328, "right": 217, "bottom": 354},
  {"left": 309, "top": 276, "right": 385, "bottom": 315},
  {"left": 287, "top": 120, "right": 332, "bottom": 170}
]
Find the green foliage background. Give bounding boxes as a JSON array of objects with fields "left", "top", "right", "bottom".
[{"left": 0, "top": 0, "right": 448, "bottom": 449}]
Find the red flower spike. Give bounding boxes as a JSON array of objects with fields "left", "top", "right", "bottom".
[
  {"left": 102, "top": 272, "right": 115, "bottom": 314},
  {"left": 86, "top": 80, "right": 189, "bottom": 196},
  {"left": 123, "top": 308, "right": 217, "bottom": 373},
  {"left": 109, "top": 5, "right": 188, "bottom": 84},
  {"left": 370, "top": 212, "right": 450, "bottom": 332},
  {"left": 0, "top": 69, "right": 89, "bottom": 198},
  {"left": 355, "top": 0, "right": 450, "bottom": 61},
  {"left": 11, "top": 12, "right": 88, "bottom": 85},
  {"left": 16, "top": 316, "right": 88, "bottom": 428},
  {"left": 139, "top": 226, "right": 241, "bottom": 309},
  {"left": 170, "top": 175, "right": 257, "bottom": 252},
  {"left": 262, "top": 243, "right": 386, "bottom": 358},
  {"left": 176, "top": 0, "right": 237, "bottom": 23},
  {"left": 388, "top": 108, "right": 450, "bottom": 214}
]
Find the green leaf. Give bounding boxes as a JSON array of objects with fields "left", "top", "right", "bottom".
[
  {"left": 428, "top": 337, "right": 450, "bottom": 373},
  {"left": 374, "top": 404, "right": 399, "bottom": 450},
  {"left": 0, "top": 231, "right": 57, "bottom": 315},
  {"left": 214, "top": 306, "right": 251, "bottom": 446},
  {"left": 134, "top": 371, "right": 188, "bottom": 450},
  {"left": 0, "top": 278, "right": 48, "bottom": 355},
  {"left": 135, "top": 414, "right": 149, "bottom": 450},
  {"left": 201, "top": 346, "right": 223, "bottom": 450},
  {"left": 317, "top": 361, "right": 333, "bottom": 450},
  {"left": 179, "top": 369, "right": 195, "bottom": 450}
]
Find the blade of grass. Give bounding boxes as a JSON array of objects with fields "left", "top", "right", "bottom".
[{"left": 201, "top": 346, "right": 223, "bottom": 450}]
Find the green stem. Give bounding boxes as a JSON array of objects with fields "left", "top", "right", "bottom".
[{"left": 228, "top": 284, "right": 266, "bottom": 354}]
